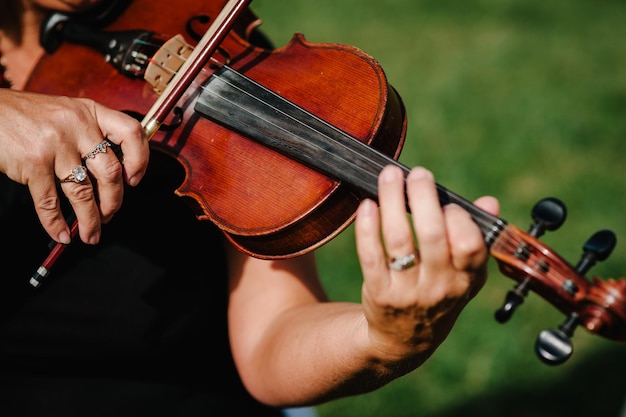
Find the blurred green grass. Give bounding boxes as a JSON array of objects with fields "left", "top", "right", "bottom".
[{"left": 250, "top": 1, "right": 626, "bottom": 416}]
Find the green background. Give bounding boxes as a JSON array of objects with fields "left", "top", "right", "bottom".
[{"left": 249, "top": 1, "right": 626, "bottom": 416}]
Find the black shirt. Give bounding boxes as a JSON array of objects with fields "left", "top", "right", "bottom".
[{"left": 0, "top": 151, "right": 282, "bottom": 416}]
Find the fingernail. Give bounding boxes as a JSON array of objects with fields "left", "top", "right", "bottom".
[
  {"left": 87, "top": 232, "right": 101, "bottom": 245},
  {"left": 408, "top": 167, "right": 433, "bottom": 181},
  {"left": 358, "top": 199, "right": 377, "bottom": 216},
  {"left": 380, "top": 165, "right": 401, "bottom": 182},
  {"left": 59, "top": 231, "right": 71, "bottom": 245}
]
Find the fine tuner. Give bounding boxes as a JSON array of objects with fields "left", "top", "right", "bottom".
[{"left": 494, "top": 197, "right": 622, "bottom": 365}]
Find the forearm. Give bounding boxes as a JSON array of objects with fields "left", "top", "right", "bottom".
[{"left": 235, "top": 301, "right": 429, "bottom": 407}]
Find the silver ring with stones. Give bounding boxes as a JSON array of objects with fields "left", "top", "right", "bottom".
[
  {"left": 82, "top": 139, "right": 112, "bottom": 161},
  {"left": 61, "top": 165, "right": 88, "bottom": 183}
]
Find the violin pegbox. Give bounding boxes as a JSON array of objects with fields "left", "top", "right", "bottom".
[{"left": 491, "top": 197, "right": 626, "bottom": 365}]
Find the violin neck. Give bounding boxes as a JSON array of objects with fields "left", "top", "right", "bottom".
[{"left": 195, "top": 65, "right": 506, "bottom": 246}]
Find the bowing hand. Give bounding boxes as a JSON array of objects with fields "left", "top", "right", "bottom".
[{"left": 0, "top": 90, "right": 149, "bottom": 244}]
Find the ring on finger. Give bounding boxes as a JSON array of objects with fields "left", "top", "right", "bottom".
[
  {"left": 61, "top": 165, "right": 88, "bottom": 184},
  {"left": 82, "top": 139, "right": 112, "bottom": 161},
  {"left": 387, "top": 252, "right": 418, "bottom": 271}
]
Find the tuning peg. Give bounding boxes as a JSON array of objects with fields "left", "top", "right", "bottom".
[
  {"left": 528, "top": 197, "right": 567, "bottom": 238},
  {"left": 494, "top": 198, "right": 567, "bottom": 323},
  {"left": 575, "top": 229, "right": 617, "bottom": 276},
  {"left": 533, "top": 231, "right": 618, "bottom": 365},
  {"left": 495, "top": 278, "right": 530, "bottom": 323},
  {"left": 535, "top": 313, "right": 579, "bottom": 365}
]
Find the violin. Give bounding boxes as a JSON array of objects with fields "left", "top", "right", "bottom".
[{"left": 26, "top": 0, "right": 626, "bottom": 365}]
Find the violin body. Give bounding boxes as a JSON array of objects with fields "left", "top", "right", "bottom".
[{"left": 26, "top": 0, "right": 406, "bottom": 258}]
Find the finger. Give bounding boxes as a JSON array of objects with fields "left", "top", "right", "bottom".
[
  {"left": 61, "top": 182, "right": 101, "bottom": 245},
  {"left": 474, "top": 195, "right": 500, "bottom": 217},
  {"left": 82, "top": 140, "right": 124, "bottom": 223},
  {"left": 377, "top": 165, "right": 415, "bottom": 261},
  {"left": 56, "top": 164, "right": 102, "bottom": 245},
  {"left": 92, "top": 103, "right": 149, "bottom": 186},
  {"left": 27, "top": 174, "right": 72, "bottom": 244},
  {"left": 442, "top": 195, "right": 500, "bottom": 272},
  {"left": 443, "top": 204, "right": 489, "bottom": 300},
  {"left": 405, "top": 167, "right": 449, "bottom": 270},
  {"left": 355, "top": 198, "right": 388, "bottom": 290},
  {"left": 443, "top": 203, "right": 488, "bottom": 272}
]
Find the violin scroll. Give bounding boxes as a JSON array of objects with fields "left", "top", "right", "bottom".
[
  {"left": 490, "top": 197, "right": 626, "bottom": 364},
  {"left": 580, "top": 277, "right": 626, "bottom": 341}
]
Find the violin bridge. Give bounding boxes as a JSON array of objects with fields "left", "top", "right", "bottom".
[{"left": 144, "top": 34, "right": 194, "bottom": 94}]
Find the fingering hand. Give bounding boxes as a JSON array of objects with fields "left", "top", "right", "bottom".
[{"left": 355, "top": 165, "right": 500, "bottom": 361}]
